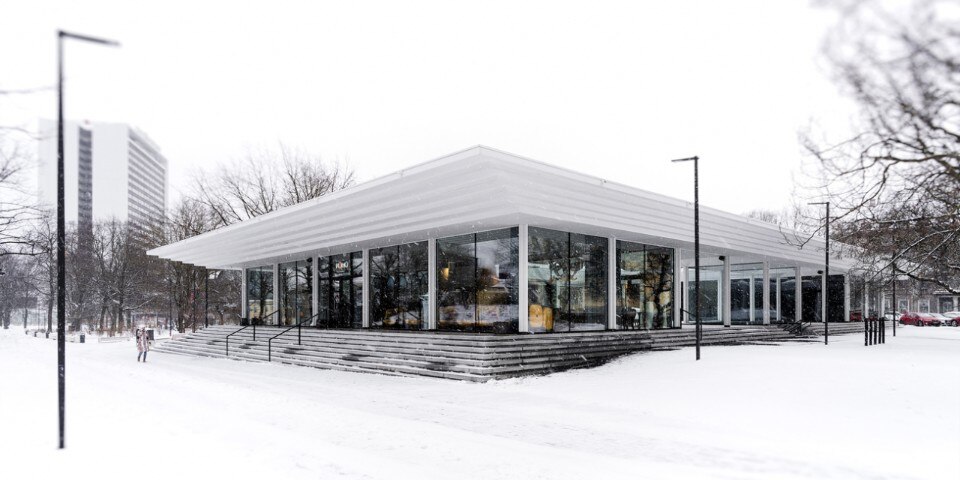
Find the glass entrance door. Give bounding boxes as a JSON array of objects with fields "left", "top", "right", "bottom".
[{"left": 318, "top": 252, "right": 363, "bottom": 328}]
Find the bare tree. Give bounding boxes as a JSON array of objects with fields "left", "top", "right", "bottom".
[
  {"left": 191, "top": 144, "right": 354, "bottom": 227},
  {"left": 802, "top": 0, "right": 960, "bottom": 292},
  {"left": 0, "top": 132, "right": 40, "bottom": 255}
]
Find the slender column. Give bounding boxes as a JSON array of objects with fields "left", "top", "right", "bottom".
[
  {"left": 519, "top": 225, "right": 530, "bottom": 332},
  {"left": 844, "top": 274, "right": 850, "bottom": 323},
  {"left": 272, "top": 264, "right": 279, "bottom": 321},
  {"left": 606, "top": 236, "right": 617, "bottom": 330},
  {"left": 362, "top": 249, "right": 370, "bottom": 328},
  {"left": 428, "top": 238, "right": 437, "bottom": 330},
  {"left": 311, "top": 257, "right": 319, "bottom": 320},
  {"left": 722, "top": 256, "right": 731, "bottom": 327},
  {"left": 762, "top": 262, "right": 771, "bottom": 325},
  {"left": 794, "top": 266, "right": 802, "bottom": 322},
  {"left": 241, "top": 269, "right": 248, "bottom": 319},
  {"left": 674, "top": 248, "right": 682, "bottom": 328}
]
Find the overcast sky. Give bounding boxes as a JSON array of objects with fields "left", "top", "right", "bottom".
[{"left": 1, "top": 0, "right": 859, "bottom": 215}]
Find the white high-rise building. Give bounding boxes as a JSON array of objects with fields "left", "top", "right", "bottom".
[{"left": 37, "top": 120, "right": 169, "bottom": 231}]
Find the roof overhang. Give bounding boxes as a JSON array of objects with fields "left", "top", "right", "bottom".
[{"left": 149, "top": 146, "right": 856, "bottom": 272}]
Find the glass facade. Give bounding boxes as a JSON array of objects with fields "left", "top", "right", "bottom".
[
  {"left": 245, "top": 266, "right": 275, "bottom": 324},
  {"left": 801, "top": 275, "right": 822, "bottom": 322},
  {"left": 370, "top": 242, "right": 429, "bottom": 330},
  {"left": 780, "top": 277, "right": 796, "bottom": 322},
  {"left": 616, "top": 241, "right": 674, "bottom": 329},
  {"left": 240, "top": 227, "right": 850, "bottom": 333},
  {"left": 318, "top": 252, "right": 363, "bottom": 328},
  {"left": 687, "top": 266, "right": 722, "bottom": 324},
  {"left": 437, "top": 228, "right": 519, "bottom": 333},
  {"left": 279, "top": 260, "right": 313, "bottom": 326},
  {"left": 528, "top": 228, "right": 607, "bottom": 333}
]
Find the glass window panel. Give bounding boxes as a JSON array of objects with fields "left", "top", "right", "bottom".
[
  {"left": 476, "top": 228, "right": 519, "bottom": 333},
  {"left": 439, "top": 229, "right": 519, "bottom": 333},
  {"left": 246, "top": 266, "right": 274, "bottom": 325},
  {"left": 616, "top": 241, "right": 645, "bottom": 329},
  {"left": 529, "top": 228, "right": 607, "bottom": 333},
  {"left": 437, "top": 234, "right": 477, "bottom": 331},
  {"left": 371, "top": 242, "right": 428, "bottom": 330},
  {"left": 644, "top": 247, "right": 673, "bottom": 329},
  {"left": 528, "top": 228, "right": 568, "bottom": 333},
  {"left": 780, "top": 277, "right": 796, "bottom": 322},
  {"left": 686, "top": 266, "right": 722, "bottom": 324},
  {"left": 801, "top": 275, "right": 822, "bottom": 322},
  {"left": 569, "top": 232, "right": 606, "bottom": 332},
  {"left": 297, "top": 261, "right": 312, "bottom": 324},
  {"left": 280, "top": 262, "right": 297, "bottom": 326}
]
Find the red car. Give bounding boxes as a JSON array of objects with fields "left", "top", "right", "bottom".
[{"left": 899, "top": 312, "right": 942, "bottom": 327}]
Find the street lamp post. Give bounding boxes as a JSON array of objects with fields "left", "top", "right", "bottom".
[
  {"left": 57, "top": 30, "right": 119, "bottom": 450},
  {"left": 671, "top": 156, "right": 701, "bottom": 360},
  {"left": 809, "top": 201, "right": 830, "bottom": 345},
  {"left": 892, "top": 263, "right": 897, "bottom": 337}
]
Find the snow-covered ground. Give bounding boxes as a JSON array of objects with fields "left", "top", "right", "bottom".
[{"left": 1, "top": 326, "right": 957, "bottom": 480}]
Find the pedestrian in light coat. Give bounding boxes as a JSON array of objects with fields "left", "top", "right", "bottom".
[{"left": 137, "top": 328, "right": 150, "bottom": 362}]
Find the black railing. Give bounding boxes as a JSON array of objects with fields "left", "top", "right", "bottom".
[
  {"left": 226, "top": 310, "right": 280, "bottom": 356},
  {"left": 865, "top": 317, "right": 886, "bottom": 346},
  {"left": 268, "top": 311, "right": 322, "bottom": 362}
]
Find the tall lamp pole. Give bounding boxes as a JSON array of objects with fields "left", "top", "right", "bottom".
[
  {"left": 891, "top": 262, "right": 897, "bottom": 337},
  {"left": 809, "top": 201, "right": 830, "bottom": 345},
  {"left": 672, "top": 156, "right": 701, "bottom": 360},
  {"left": 57, "top": 30, "right": 120, "bottom": 449}
]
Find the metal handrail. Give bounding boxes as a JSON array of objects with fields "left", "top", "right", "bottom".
[
  {"left": 268, "top": 311, "right": 322, "bottom": 362},
  {"left": 225, "top": 310, "right": 279, "bottom": 356},
  {"left": 225, "top": 325, "right": 249, "bottom": 357}
]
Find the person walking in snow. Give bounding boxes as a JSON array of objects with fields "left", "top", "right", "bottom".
[{"left": 137, "top": 328, "right": 150, "bottom": 362}]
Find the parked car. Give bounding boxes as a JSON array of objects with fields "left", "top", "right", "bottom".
[
  {"left": 941, "top": 311, "right": 960, "bottom": 327},
  {"left": 930, "top": 313, "right": 953, "bottom": 327},
  {"left": 899, "top": 312, "right": 942, "bottom": 327},
  {"left": 882, "top": 312, "right": 902, "bottom": 322}
]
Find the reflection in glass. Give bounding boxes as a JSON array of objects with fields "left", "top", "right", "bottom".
[
  {"left": 801, "top": 275, "right": 822, "bottom": 322},
  {"left": 730, "top": 277, "right": 752, "bottom": 324},
  {"left": 528, "top": 228, "right": 607, "bottom": 333},
  {"left": 616, "top": 241, "right": 674, "bottom": 329},
  {"left": 780, "top": 277, "right": 796, "bottom": 322},
  {"left": 317, "top": 252, "right": 363, "bottom": 328},
  {"left": 246, "top": 266, "right": 274, "bottom": 325},
  {"left": 686, "top": 266, "right": 722, "bottom": 324},
  {"left": 371, "top": 242, "right": 428, "bottom": 330},
  {"left": 437, "top": 228, "right": 519, "bottom": 333},
  {"left": 279, "top": 260, "right": 313, "bottom": 326}
]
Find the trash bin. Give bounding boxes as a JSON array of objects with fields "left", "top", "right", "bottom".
[
  {"left": 79, "top": 333, "right": 85, "bottom": 343},
  {"left": 45, "top": 331, "right": 50, "bottom": 338}
]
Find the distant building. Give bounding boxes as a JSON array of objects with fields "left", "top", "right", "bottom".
[{"left": 37, "top": 120, "right": 168, "bottom": 232}]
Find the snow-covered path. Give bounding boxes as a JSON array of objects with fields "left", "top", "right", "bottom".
[{"left": 1, "top": 327, "right": 957, "bottom": 480}]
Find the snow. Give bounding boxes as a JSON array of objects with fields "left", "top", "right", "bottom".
[{"left": 1, "top": 326, "right": 958, "bottom": 480}]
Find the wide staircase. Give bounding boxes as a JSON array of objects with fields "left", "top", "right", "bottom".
[
  {"left": 156, "top": 322, "right": 867, "bottom": 381},
  {"left": 155, "top": 326, "right": 655, "bottom": 381}
]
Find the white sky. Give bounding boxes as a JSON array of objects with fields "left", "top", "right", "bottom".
[{"left": 0, "top": 0, "right": 858, "bottom": 215}]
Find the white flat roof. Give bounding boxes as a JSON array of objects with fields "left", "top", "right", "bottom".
[{"left": 149, "top": 146, "right": 854, "bottom": 271}]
